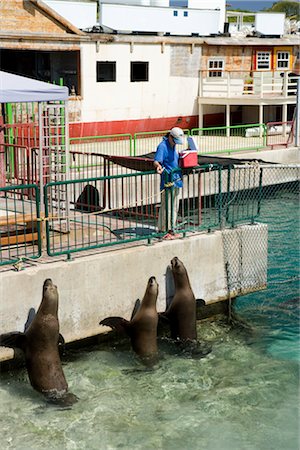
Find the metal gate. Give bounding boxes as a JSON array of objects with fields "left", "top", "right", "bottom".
[{"left": 39, "top": 102, "right": 70, "bottom": 232}]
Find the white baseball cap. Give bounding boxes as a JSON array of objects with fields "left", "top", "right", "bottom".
[{"left": 170, "top": 127, "right": 184, "bottom": 145}]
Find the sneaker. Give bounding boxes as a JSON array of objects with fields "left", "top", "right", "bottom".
[
  {"left": 169, "top": 231, "right": 180, "bottom": 239},
  {"left": 162, "top": 232, "right": 175, "bottom": 240}
]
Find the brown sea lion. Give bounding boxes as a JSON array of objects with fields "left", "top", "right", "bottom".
[
  {"left": 100, "top": 276, "right": 159, "bottom": 365},
  {"left": 0, "top": 279, "right": 77, "bottom": 406},
  {"left": 162, "top": 257, "right": 211, "bottom": 357},
  {"left": 165, "top": 256, "right": 197, "bottom": 341}
]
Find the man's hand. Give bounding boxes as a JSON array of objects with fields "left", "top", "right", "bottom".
[{"left": 154, "top": 161, "right": 164, "bottom": 174}]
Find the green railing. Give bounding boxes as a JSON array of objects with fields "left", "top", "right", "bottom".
[
  {"left": 191, "top": 123, "right": 267, "bottom": 154},
  {"left": 0, "top": 184, "right": 42, "bottom": 266},
  {"left": 68, "top": 124, "right": 267, "bottom": 163},
  {"left": 133, "top": 129, "right": 191, "bottom": 156},
  {"left": 70, "top": 134, "right": 133, "bottom": 158},
  {"left": 43, "top": 164, "right": 267, "bottom": 259},
  {"left": 1, "top": 165, "right": 298, "bottom": 265}
]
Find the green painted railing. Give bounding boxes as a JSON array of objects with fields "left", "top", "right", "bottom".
[
  {"left": 133, "top": 129, "right": 191, "bottom": 156},
  {"left": 43, "top": 164, "right": 266, "bottom": 259},
  {"left": 1, "top": 165, "right": 298, "bottom": 264},
  {"left": 0, "top": 183, "right": 42, "bottom": 267},
  {"left": 68, "top": 124, "right": 267, "bottom": 165},
  {"left": 191, "top": 123, "right": 267, "bottom": 154},
  {"left": 70, "top": 134, "right": 133, "bottom": 159}
]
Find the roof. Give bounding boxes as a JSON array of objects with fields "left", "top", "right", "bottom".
[
  {"left": 0, "top": 71, "right": 69, "bottom": 103},
  {"left": 203, "top": 36, "right": 300, "bottom": 46}
]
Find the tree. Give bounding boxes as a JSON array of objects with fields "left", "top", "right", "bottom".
[{"left": 266, "top": 1, "right": 300, "bottom": 20}]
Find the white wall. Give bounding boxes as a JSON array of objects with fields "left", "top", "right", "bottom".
[
  {"left": 80, "top": 41, "right": 200, "bottom": 122},
  {"left": 100, "top": 4, "right": 222, "bottom": 35},
  {"left": 44, "top": 0, "right": 97, "bottom": 29}
]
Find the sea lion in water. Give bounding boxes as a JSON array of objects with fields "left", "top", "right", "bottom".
[
  {"left": 0, "top": 279, "right": 77, "bottom": 406},
  {"left": 100, "top": 276, "right": 159, "bottom": 365},
  {"left": 162, "top": 256, "right": 211, "bottom": 357}
]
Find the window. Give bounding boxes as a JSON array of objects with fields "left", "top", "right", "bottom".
[
  {"left": 183, "top": 11, "right": 188, "bottom": 17},
  {"left": 97, "top": 61, "right": 116, "bottom": 82},
  {"left": 208, "top": 59, "right": 224, "bottom": 78},
  {"left": 173, "top": 10, "right": 178, "bottom": 17},
  {"left": 256, "top": 52, "right": 271, "bottom": 70},
  {"left": 277, "top": 51, "right": 290, "bottom": 69},
  {"left": 131, "top": 61, "right": 149, "bottom": 82}
]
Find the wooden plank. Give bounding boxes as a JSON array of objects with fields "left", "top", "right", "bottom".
[
  {"left": 0, "top": 213, "right": 37, "bottom": 227},
  {"left": 0, "top": 232, "right": 39, "bottom": 247}
]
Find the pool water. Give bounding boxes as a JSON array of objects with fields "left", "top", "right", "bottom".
[{"left": 0, "top": 192, "right": 299, "bottom": 450}]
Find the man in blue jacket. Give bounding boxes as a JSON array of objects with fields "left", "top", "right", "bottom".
[{"left": 153, "top": 127, "right": 184, "bottom": 240}]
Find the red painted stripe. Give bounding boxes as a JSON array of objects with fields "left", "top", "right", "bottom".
[{"left": 69, "top": 116, "right": 198, "bottom": 138}]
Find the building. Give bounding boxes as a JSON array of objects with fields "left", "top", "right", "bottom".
[{"left": 0, "top": 0, "right": 299, "bottom": 137}]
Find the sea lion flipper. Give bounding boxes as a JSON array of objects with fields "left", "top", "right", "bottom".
[
  {"left": 24, "top": 307, "right": 36, "bottom": 332},
  {"left": 131, "top": 299, "right": 141, "bottom": 320},
  {"left": 196, "top": 299, "right": 206, "bottom": 307},
  {"left": 58, "top": 333, "right": 65, "bottom": 346},
  {"left": 0, "top": 331, "right": 26, "bottom": 350},
  {"left": 99, "top": 316, "right": 130, "bottom": 333}
]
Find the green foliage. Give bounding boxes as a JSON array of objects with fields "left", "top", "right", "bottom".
[
  {"left": 266, "top": 1, "right": 300, "bottom": 20},
  {"left": 227, "top": 1, "right": 300, "bottom": 23}
]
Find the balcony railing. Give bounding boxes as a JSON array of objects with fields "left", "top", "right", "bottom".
[{"left": 199, "top": 70, "right": 299, "bottom": 99}]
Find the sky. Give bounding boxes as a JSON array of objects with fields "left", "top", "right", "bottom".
[
  {"left": 226, "top": 1, "right": 276, "bottom": 12},
  {"left": 170, "top": 1, "right": 276, "bottom": 12}
]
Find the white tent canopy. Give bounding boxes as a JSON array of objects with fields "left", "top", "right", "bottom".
[{"left": 0, "top": 70, "right": 69, "bottom": 103}]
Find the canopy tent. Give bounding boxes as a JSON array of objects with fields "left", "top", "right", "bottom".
[{"left": 0, "top": 70, "right": 69, "bottom": 103}]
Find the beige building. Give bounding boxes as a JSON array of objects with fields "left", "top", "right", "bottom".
[{"left": 0, "top": 0, "right": 299, "bottom": 137}]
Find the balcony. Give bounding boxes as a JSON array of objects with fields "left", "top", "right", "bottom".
[{"left": 198, "top": 70, "right": 298, "bottom": 104}]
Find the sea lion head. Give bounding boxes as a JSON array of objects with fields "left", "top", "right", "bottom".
[
  {"left": 148, "top": 276, "right": 159, "bottom": 294},
  {"left": 40, "top": 278, "right": 59, "bottom": 315},
  {"left": 171, "top": 256, "right": 185, "bottom": 273},
  {"left": 43, "top": 278, "right": 58, "bottom": 298},
  {"left": 143, "top": 276, "right": 159, "bottom": 306},
  {"left": 170, "top": 257, "right": 190, "bottom": 287}
]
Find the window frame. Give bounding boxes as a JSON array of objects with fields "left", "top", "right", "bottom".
[
  {"left": 130, "top": 61, "right": 149, "bottom": 83},
  {"left": 207, "top": 58, "right": 225, "bottom": 78},
  {"left": 256, "top": 51, "right": 271, "bottom": 70},
  {"left": 276, "top": 51, "right": 290, "bottom": 70},
  {"left": 96, "top": 61, "right": 116, "bottom": 82}
]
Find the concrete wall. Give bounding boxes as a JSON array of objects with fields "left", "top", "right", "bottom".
[{"left": 0, "top": 224, "right": 267, "bottom": 362}]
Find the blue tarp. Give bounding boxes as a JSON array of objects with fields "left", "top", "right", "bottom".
[{"left": 0, "top": 70, "right": 69, "bottom": 103}]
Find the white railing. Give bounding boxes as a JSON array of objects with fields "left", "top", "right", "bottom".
[{"left": 199, "top": 70, "right": 298, "bottom": 99}]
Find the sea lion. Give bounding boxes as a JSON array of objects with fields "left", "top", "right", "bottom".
[
  {"left": 100, "top": 276, "right": 159, "bottom": 365},
  {"left": 0, "top": 279, "right": 77, "bottom": 406},
  {"left": 162, "top": 256, "right": 211, "bottom": 357},
  {"left": 164, "top": 257, "right": 197, "bottom": 341}
]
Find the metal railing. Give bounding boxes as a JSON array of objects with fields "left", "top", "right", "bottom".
[
  {"left": 0, "top": 184, "right": 42, "bottom": 266},
  {"left": 199, "top": 70, "right": 299, "bottom": 99},
  {"left": 191, "top": 123, "right": 267, "bottom": 154},
  {"left": 3, "top": 121, "right": 294, "bottom": 190},
  {"left": 70, "top": 134, "right": 132, "bottom": 157},
  {"left": 0, "top": 164, "right": 298, "bottom": 265},
  {"left": 266, "top": 121, "right": 294, "bottom": 149},
  {"left": 43, "top": 164, "right": 270, "bottom": 259},
  {"left": 133, "top": 129, "right": 190, "bottom": 156}
]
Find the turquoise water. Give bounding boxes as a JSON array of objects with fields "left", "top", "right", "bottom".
[
  {"left": 235, "top": 191, "right": 300, "bottom": 362},
  {"left": 0, "top": 192, "right": 299, "bottom": 450}
]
